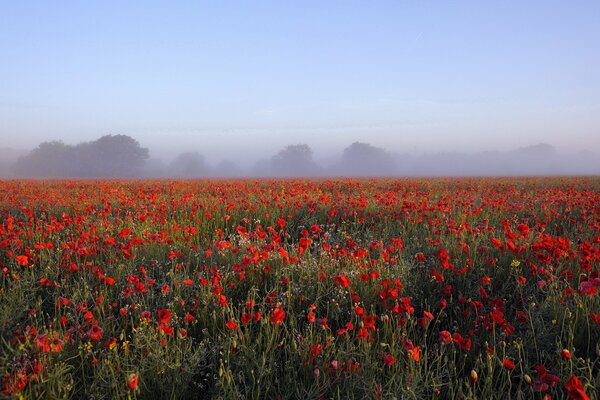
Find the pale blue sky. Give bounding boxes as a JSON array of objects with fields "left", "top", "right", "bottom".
[{"left": 1, "top": 1, "right": 599, "bottom": 163}]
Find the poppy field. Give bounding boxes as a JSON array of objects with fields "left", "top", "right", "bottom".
[{"left": 1, "top": 178, "right": 598, "bottom": 399}]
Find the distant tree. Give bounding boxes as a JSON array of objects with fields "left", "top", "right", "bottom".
[
  {"left": 338, "top": 142, "right": 397, "bottom": 176},
  {"left": 80, "top": 134, "right": 149, "bottom": 177},
  {"left": 271, "top": 144, "right": 320, "bottom": 177},
  {"left": 13, "top": 135, "right": 149, "bottom": 178},
  {"left": 13, "top": 141, "right": 74, "bottom": 177},
  {"left": 515, "top": 143, "right": 557, "bottom": 156},
  {"left": 251, "top": 158, "right": 272, "bottom": 177},
  {"left": 169, "top": 152, "right": 211, "bottom": 177},
  {"left": 213, "top": 159, "right": 244, "bottom": 177}
]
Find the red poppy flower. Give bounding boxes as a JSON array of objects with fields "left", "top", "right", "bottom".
[
  {"left": 383, "top": 353, "right": 396, "bottom": 366},
  {"left": 158, "top": 323, "right": 173, "bottom": 336},
  {"left": 334, "top": 274, "right": 351, "bottom": 288},
  {"left": 310, "top": 344, "right": 322, "bottom": 358},
  {"left": 565, "top": 375, "right": 589, "bottom": 400},
  {"left": 409, "top": 346, "right": 420, "bottom": 361},
  {"left": 439, "top": 330, "right": 452, "bottom": 344},
  {"left": 241, "top": 313, "right": 253, "bottom": 324},
  {"left": 157, "top": 309, "right": 171, "bottom": 324},
  {"left": 87, "top": 325, "right": 103, "bottom": 342},
  {"left": 356, "top": 327, "right": 370, "bottom": 340},
  {"left": 502, "top": 358, "right": 515, "bottom": 370},
  {"left": 225, "top": 319, "right": 238, "bottom": 330},
  {"left": 16, "top": 255, "right": 29, "bottom": 266},
  {"left": 127, "top": 374, "right": 139, "bottom": 390},
  {"left": 183, "top": 313, "right": 195, "bottom": 323},
  {"left": 270, "top": 307, "right": 286, "bottom": 324}
]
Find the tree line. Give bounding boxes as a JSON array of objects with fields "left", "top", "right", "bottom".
[
  {"left": 5, "top": 135, "right": 599, "bottom": 178},
  {"left": 12, "top": 135, "right": 149, "bottom": 178},
  {"left": 8, "top": 136, "right": 398, "bottom": 178}
]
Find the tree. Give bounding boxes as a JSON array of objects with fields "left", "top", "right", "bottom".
[
  {"left": 13, "top": 141, "right": 74, "bottom": 177},
  {"left": 338, "top": 142, "right": 397, "bottom": 176},
  {"left": 13, "top": 135, "right": 149, "bottom": 178},
  {"left": 270, "top": 144, "right": 320, "bottom": 177},
  {"left": 80, "top": 134, "right": 149, "bottom": 177},
  {"left": 168, "top": 152, "right": 211, "bottom": 177}
]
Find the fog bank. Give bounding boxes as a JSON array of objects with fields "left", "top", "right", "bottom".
[{"left": 1, "top": 136, "right": 598, "bottom": 179}]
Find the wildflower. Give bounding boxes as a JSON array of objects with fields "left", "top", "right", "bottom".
[
  {"left": 503, "top": 358, "right": 515, "bottom": 370},
  {"left": 579, "top": 281, "right": 597, "bottom": 296},
  {"left": 565, "top": 375, "right": 589, "bottom": 400},
  {"left": 225, "top": 319, "right": 238, "bottom": 330},
  {"left": 157, "top": 309, "right": 171, "bottom": 324},
  {"left": 383, "top": 353, "right": 396, "bottom": 366},
  {"left": 16, "top": 255, "right": 29, "bottom": 266},
  {"left": 309, "top": 344, "right": 322, "bottom": 359},
  {"left": 356, "top": 327, "right": 370, "bottom": 341},
  {"left": 363, "top": 315, "right": 376, "bottom": 331},
  {"left": 270, "top": 307, "right": 286, "bottom": 324},
  {"left": 333, "top": 274, "right": 351, "bottom": 288},
  {"left": 241, "top": 313, "right": 253, "bottom": 324},
  {"left": 439, "top": 330, "right": 452, "bottom": 344},
  {"left": 127, "top": 374, "right": 139, "bottom": 390},
  {"left": 409, "top": 346, "right": 420, "bottom": 361},
  {"left": 87, "top": 325, "right": 103, "bottom": 342},
  {"left": 183, "top": 313, "right": 195, "bottom": 323},
  {"left": 104, "top": 338, "right": 118, "bottom": 351},
  {"left": 158, "top": 324, "right": 173, "bottom": 336},
  {"left": 140, "top": 311, "right": 151, "bottom": 322}
]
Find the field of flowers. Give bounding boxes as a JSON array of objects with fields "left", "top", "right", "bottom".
[{"left": 0, "top": 178, "right": 598, "bottom": 399}]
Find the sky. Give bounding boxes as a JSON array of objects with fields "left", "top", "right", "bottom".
[{"left": 1, "top": 1, "right": 599, "bottom": 164}]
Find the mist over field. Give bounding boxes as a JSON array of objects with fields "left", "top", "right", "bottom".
[
  {"left": 1, "top": 137, "right": 599, "bottom": 178},
  {"left": 1, "top": 2, "right": 598, "bottom": 178}
]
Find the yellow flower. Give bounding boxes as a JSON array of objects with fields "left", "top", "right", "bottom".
[{"left": 511, "top": 259, "right": 521, "bottom": 267}]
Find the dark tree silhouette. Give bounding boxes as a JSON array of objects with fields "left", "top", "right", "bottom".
[
  {"left": 13, "top": 141, "right": 74, "bottom": 177},
  {"left": 169, "top": 152, "right": 211, "bottom": 177},
  {"left": 271, "top": 144, "right": 320, "bottom": 177},
  {"left": 13, "top": 135, "right": 149, "bottom": 178},
  {"left": 82, "top": 135, "right": 149, "bottom": 177},
  {"left": 338, "top": 142, "right": 397, "bottom": 176}
]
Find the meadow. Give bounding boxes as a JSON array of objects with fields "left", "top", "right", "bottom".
[{"left": 0, "top": 178, "right": 598, "bottom": 399}]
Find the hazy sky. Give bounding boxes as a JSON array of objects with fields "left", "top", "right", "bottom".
[{"left": 1, "top": 1, "right": 599, "bottom": 163}]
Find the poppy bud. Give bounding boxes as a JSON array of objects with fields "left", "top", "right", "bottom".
[{"left": 470, "top": 369, "right": 478, "bottom": 383}]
